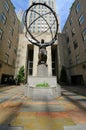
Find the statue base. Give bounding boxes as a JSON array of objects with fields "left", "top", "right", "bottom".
[
  {"left": 37, "top": 64, "right": 48, "bottom": 76},
  {"left": 24, "top": 76, "right": 61, "bottom": 99}
]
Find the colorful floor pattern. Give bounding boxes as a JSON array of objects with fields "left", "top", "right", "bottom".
[{"left": 0, "top": 86, "right": 86, "bottom": 130}]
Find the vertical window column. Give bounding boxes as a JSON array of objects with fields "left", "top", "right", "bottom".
[
  {"left": 0, "top": 13, "right": 7, "bottom": 24},
  {"left": 0, "top": 29, "right": 3, "bottom": 40}
]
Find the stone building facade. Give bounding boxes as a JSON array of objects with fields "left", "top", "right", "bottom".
[
  {"left": 0, "top": 0, "right": 19, "bottom": 84},
  {"left": 60, "top": 0, "right": 86, "bottom": 85}
]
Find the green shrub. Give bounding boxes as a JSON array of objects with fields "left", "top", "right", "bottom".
[
  {"left": 36, "top": 82, "right": 49, "bottom": 87},
  {"left": 16, "top": 66, "right": 25, "bottom": 84}
]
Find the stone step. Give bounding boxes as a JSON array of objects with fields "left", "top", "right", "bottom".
[
  {"left": 77, "top": 124, "right": 86, "bottom": 130},
  {"left": 28, "top": 76, "right": 57, "bottom": 87},
  {"left": 0, "top": 125, "right": 23, "bottom": 130},
  {"left": 64, "top": 124, "right": 86, "bottom": 130},
  {"left": 24, "top": 84, "right": 61, "bottom": 98},
  {"left": 26, "top": 76, "right": 61, "bottom": 100}
]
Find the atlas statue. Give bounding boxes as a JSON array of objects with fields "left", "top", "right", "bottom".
[
  {"left": 24, "top": 2, "right": 58, "bottom": 66},
  {"left": 38, "top": 39, "right": 47, "bottom": 66}
]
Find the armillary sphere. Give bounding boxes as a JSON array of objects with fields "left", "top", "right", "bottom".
[{"left": 24, "top": 2, "right": 59, "bottom": 47}]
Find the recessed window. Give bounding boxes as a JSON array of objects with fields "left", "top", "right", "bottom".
[
  {"left": 52, "top": 1, "right": 54, "bottom": 8},
  {"left": 66, "top": 36, "right": 69, "bottom": 43},
  {"left": 73, "top": 40, "right": 78, "bottom": 49},
  {"left": 39, "top": 5, "right": 40, "bottom": 9},
  {"left": 4, "top": 54, "right": 9, "bottom": 63},
  {"left": 10, "top": 27, "right": 14, "bottom": 36},
  {"left": 69, "top": 58, "right": 73, "bottom": 65},
  {"left": 0, "top": 12, "right": 7, "bottom": 24},
  {"left": 0, "top": 28, "right": 3, "bottom": 40},
  {"left": 65, "top": 27, "right": 68, "bottom": 33},
  {"left": 76, "top": 54, "right": 80, "bottom": 64},
  {"left": 14, "top": 47, "right": 17, "bottom": 54},
  {"left": 7, "top": 40, "right": 11, "bottom": 49},
  {"left": 76, "top": 2, "right": 81, "bottom": 13},
  {"left": 4, "top": 1, "right": 9, "bottom": 12},
  {"left": 13, "top": 17, "right": 16, "bottom": 25},
  {"left": 12, "top": 59, "right": 15, "bottom": 66},
  {"left": 68, "top": 47, "right": 71, "bottom": 54},
  {"left": 69, "top": 17, "right": 73, "bottom": 25},
  {"left": 79, "top": 14, "right": 84, "bottom": 25},
  {"left": 71, "top": 28, "right": 76, "bottom": 36},
  {"left": 82, "top": 28, "right": 86, "bottom": 41}
]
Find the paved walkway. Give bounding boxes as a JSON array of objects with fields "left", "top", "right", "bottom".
[
  {"left": 0, "top": 85, "right": 86, "bottom": 130},
  {"left": 61, "top": 85, "right": 86, "bottom": 96}
]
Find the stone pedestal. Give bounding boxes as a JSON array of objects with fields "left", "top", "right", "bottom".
[
  {"left": 37, "top": 64, "right": 48, "bottom": 76},
  {"left": 24, "top": 76, "right": 61, "bottom": 98},
  {"left": 25, "top": 61, "right": 61, "bottom": 99}
]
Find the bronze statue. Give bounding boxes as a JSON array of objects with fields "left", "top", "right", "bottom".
[
  {"left": 38, "top": 39, "right": 47, "bottom": 66},
  {"left": 24, "top": 2, "right": 58, "bottom": 67}
]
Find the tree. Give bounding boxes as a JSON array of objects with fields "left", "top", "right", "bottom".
[{"left": 16, "top": 66, "right": 25, "bottom": 84}]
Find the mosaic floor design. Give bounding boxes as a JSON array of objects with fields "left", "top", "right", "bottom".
[{"left": 0, "top": 86, "right": 86, "bottom": 130}]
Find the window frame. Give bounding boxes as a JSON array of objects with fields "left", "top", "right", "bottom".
[
  {"left": 71, "top": 28, "right": 76, "bottom": 37},
  {"left": 4, "top": 1, "right": 9, "bottom": 12},
  {"left": 76, "top": 2, "right": 81, "bottom": 13},
  {"left": 14, "top": 46, "right": 17, "bottom": 54},
  {"left": 78, "top": 14, "right": 85, "bottom": 25},
  {"left": 4, "top": 53, "right": 9, "bottom": 64},
  {"left": 68, "top": 47, "right": 71, "bottom": 54},
  {"left": 82, "top": 28, "right": 86, "bottom": 41},
  {"left": 76, "top": 54, "right": 80, "bottom": 64},
  {"left": 0, "top": 12, "right": 7, "bottom": 24},
  {"left": 73, "top": 40, "right": 78, "bottom": 50},
  {"left": 10, "top": 27, "right": 14, "bottom": 36},
  {"left": 7, "top": 40, "right": 11, "bottom": 49},
  {"left": 0, "top": 28, "right": 3, "bottom": 40},
  {"left": 69, "top": 17, "right": 73, "bottom": 25}
]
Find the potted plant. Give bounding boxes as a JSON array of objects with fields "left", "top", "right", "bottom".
[{"left": 16, "top": 66, "right": 25, "bottom": 85}]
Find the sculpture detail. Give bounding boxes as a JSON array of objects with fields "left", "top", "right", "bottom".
[
  {"left": 24, "top": 2, "right": 58, "bottom": 66},
  {"left": 38, "top": 39, "right": 47, "bottom": 66}
]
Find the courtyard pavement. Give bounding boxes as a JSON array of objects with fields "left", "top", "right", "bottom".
[{"left": 0, "top": 85, "right": 86, "bottom": 130}]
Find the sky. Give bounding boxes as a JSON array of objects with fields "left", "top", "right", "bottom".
[{"left": 11, "top": 0, "right": 75, "bottom": 30}]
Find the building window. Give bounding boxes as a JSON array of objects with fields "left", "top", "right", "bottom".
[
  {"left": 69, "top": 17, "right": 73, "bottom": 25},
  {"left": 7, "top": 40, "right": 11, "bottom": 49},
  {"left": 17, "top": 37, "right": 19, "bottom": 43},
  {"left": 69, "top": 58, "right": 73, "bottom": 65},
  {"left": 0, "top": 29, "right": 3, "bottom": 40},
  {"left": 79, "top": 14, "right": 84, "bottom": 25},
  {"left": 4, "top": 1, "right": 9, "bottom": 12},
  {"left": 76, "top": 54, "right": 80, "bottom": 64},
  {"left": 73, "top": 40, "right": 78, "bottom": 49},
  {"left": 12, "top": 59, "right": 15, "bottom": 66},
  {"left": 52, "top": 1, "right": 54, "bottom": 9},
  {"left": 71, "top": 28, "right": 76, "bottom": 36},
  {"left": 68, "top": 47, "right": 71, "bottom": 54},
  {"left": 82, "top": 28, "right": 86, "bottom": 41},
  {"left": 0, "top": 13, "right": 7, "bottom": 24},
  {"left": 10, "top": 27, "right": 14, "bottom": 36},
  {"left": 39, "top": 5, "right": 40, "bottom": 9},
  {"left": 4, "top": 54, "right": 9, "bottom": 63},
  {"left": 14, "top": 47, "right": 17, "bottom": 54},
  {"left": 76, "top": 2, "right": 81, "bottom": 13},
  {"left": 13, "top": 17, "right": 16, "bottom": 25},
  {"left": 66, "top": 36, "right": 69, "bottom": 43},
  {"left": 65, "top": 27, "right": 68, "bottom": 33}
]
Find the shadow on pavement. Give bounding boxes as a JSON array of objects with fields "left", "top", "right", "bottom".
[
  {"left": 0, "top": 101, "right": 23, "bottom": 125},
  {"left": 61, "top": 85, "right": 86, "bottom": 96},
  {"left": 63, "top": 93, "right": 86, "bottom": 112}
]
